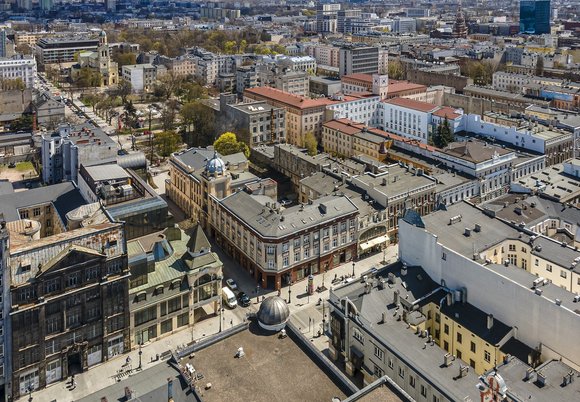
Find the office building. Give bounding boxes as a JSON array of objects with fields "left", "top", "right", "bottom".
[
  {"left": 520, "top": 0, "right": 551, "bottom": 34},
  {"left": 0, "top": 183, "right": 130, "bottom": 400},
  {"left": 0, "top": 30, "right": 7, "bottom": 58},
  {"left": 316, "top": 3, "right": 341, "bottom": 33},
  {"left": 0, "top": 55, "right": 36, "bottom": 89},
  {"left": 339, "top": 46, "right": 379, "bottom": 77},
  {"left": 35, "top": 37, "right": 100, "bottom": 66},
  {"left": 121, "top": 64, "right": 166, "bottom": 93},
  {"left": 41, "top": 124, "right": 118, "bottom": 185},
  {"left": 204, "top": 93, "right": 286, "bottom": 147}
]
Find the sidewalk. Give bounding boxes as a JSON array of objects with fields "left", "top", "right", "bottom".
[{"left": 21, "top": 246, "right": 398, "bottom": 402}]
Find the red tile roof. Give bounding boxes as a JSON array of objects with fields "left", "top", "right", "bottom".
[
  {"left": 341, "top": 73, "right": 374, "bottom": 84},
  {"left": 433, "top": 106, "right": 462, "bottom": 120},
  {"left": 323, "top": 118, "right": 364, "bottom": 135},
  {"left": 244, "top": 86, "right": 337, "bottom": 110},
  {"left": 383, "top": 97, "right": 439, "bottom": 113},
  {"left": 323, "top": 118, "right": 438, "bottom": 152},
  {"left": 387, "top": 80, "right": 427, "bottom": 95}
]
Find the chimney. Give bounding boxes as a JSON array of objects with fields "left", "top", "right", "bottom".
[{"left": 486, "top": 314, "right": 494, "bottom": 330}]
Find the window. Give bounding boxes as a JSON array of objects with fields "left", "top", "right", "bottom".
[
  {"left": 444, "top": 341, "right": 449, "bottom": 351},
  {"left": 398, "top": 366, "right": 405, "bottom": 379},
  {"left": 160, "top": 319, "right": 173, "bottom": 334},
  {"left": 67, "top": 273, "right": 79, "bottom": 288},
  {"left": 409, "top": 375, "right": 416, "bottom": 388},
  {"left": 457, "top": 350, "right": 462, "bottom": 359},
  {"left": 457, "top": 333, "right": 462, "bottom": 344},
  {"left": 508, "top": 244, "right": 516, "bottom": 251},
  {"left": 442, "top": 252, "right": 446, "bottom": 260},
  {"left": 304, "top": 248, "right": 310, "bottom": 258},
  {"left": 387, "top": 357, "right": 393, "bottom": 369},
  {"left": 167, "top": 296, "right": 181, "bottom": 314},
  {"left": 547, "top": 264, "right": 552, "bottom": 272},
  {"left": 353, "top": 327, "right": 364, "bottom": 344},
  {"left": 433, "top": 396, "right": 440, "bottom": 402},
  {"left": 469, "top": 359, "right": 476, "bottom": 369},
  {"left": 374, "top": 345, "right": 384, "bottom": 361},
  {"left": 283, "top": 255, "right": 289, "bottom": 267},
  {"left": 33, "top": 208, "right": 41, "bottom": 216},
  {"left": 484, "top": 350, "right": 491, "bottom": 363},
  {"left": 282, "top": 242, "right": 289, "bottom": 252},
  {"left": 435, "top": 313, "right": 440, "bottom": 323},
  {"left": 45, "top": 279, "right": 60, "bottom": 294},
  {"left": 560, "top": 270, "right": 567, "bottom": 279},
  {"left": 421, "top": 384, "right": 427, "bottom": 397},
  {"left": 470, "top": 342, "right": 476, "bottom": 353},
  {"left": 373, "top": 364, "right": 384, "bottom": 378},
  {"left": 267, "top": 246, "right": 275, "bottom": 254},
  {"left": 294, "top": 251, "right": 300, "bottom": 263},
  {"left": 444, "top": 324, "right": 449, "bottom": 335}
]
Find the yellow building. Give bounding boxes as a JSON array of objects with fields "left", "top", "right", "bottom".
[{"left": 421, "top": 298, "right": 530, "bottom": 375}]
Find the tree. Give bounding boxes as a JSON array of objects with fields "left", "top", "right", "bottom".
[
  {"left": 112, "top": 52, "right": 137, "bottom": 68},
  {"left": 123, "top": 100, "right": 138, "bottom": 128},
  {"left": 9, "top": 114, "right": 33, "bottom": 131},
  {"left": 180, "top": 101, "right": 215, "bottom": 147},
  {"left": 432, "top": 117, "right": 454, "bottom": 148},
  {"left": 155, "top": 130, "right": 182, "bottom": 157},
  {"left": 213, "top": 132, "right": 250, "bottom": 158},
  {"left": 388, "top": 59, "right": 405, "bottom": 79},
  {"left": 160, "top": 100, "right": 179, "bottom": 131},
  {"left": 303, "top": 131, "right": 318, "bottom": 156},
  {"left": 113, "top": 79, "right": 132, "bottom": 104},
  {"left": 75, "top": 67, "right": 102, "bottom": 88},
  {"left": 178, "top": 81, "right": 207, "bottom": 102}
]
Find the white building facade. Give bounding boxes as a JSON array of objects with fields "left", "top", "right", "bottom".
[{"left": 0, "top": 55, "right": 36, "bottom": 89}]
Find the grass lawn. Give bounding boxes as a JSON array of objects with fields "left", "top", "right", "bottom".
[{"left": 15, "top": 161, "right": 34, "bottom": 172}]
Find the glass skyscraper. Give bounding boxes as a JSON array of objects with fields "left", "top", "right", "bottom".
[{"left": 520, "top": 0, "right": 551, "bottom": 34}]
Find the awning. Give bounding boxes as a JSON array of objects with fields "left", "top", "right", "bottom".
[{"left": 359, "top": 235, "right": 389, "bottom": 251}]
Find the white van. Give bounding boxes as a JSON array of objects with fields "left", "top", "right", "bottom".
[{"left": 222, "top": 287, "right": 237, "bottom": 308}]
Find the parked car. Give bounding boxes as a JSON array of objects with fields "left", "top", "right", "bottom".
[
  {"left": 226, "top": 278, "right": 238, "bottom": 291},
  {"left": 280, "top": 198, "right": 292, "bottom": 206},
  {"left": 222, "top": 287, "right": 237, "bottom": 309},
  {"left": 237, "top": 292, "right": 251, "bottom": 307},
  {"left": 8, "top": 162, "right": 16, "bottom": 168}
]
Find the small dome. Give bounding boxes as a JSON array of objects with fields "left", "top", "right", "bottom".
[
  {"left": 257, "top": 296, "right": 290, "bottom": 331},
  {"left": 99, "top": 30, "right": 107, "bottom": 37},
  {"left": 205, "top": 152, "right": 226, "bottom": 175}
]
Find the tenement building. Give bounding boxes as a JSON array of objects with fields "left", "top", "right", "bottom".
[
  {"left": 0, "top": 184, "right": 130, "bottom": 399},
  {"left": 166, "top": 148, "right": 261, "bottom": 227},
  {"left": 399, "top": 202, "right": 580, "bottom": 368},
  {"left": 328, "top": 261, "right": 579, "bottom": 402},
  {"left": 128, "top": 226, "right": 222, "bottom": 347},
  {"left": 209, "top": 191, "right": 358, "bottom": 290}
]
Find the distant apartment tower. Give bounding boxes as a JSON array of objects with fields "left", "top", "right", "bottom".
[
  {"left": 0, "top": 30, "right": 6, "bottom": 58},
  {"left": 520, "top": 0, "right": 551, "bottom": 34},
  {"left": 106, "top": 0, "right": 116, "bottom": 12},
  {"left": 40, "top": 0, "right": 53, "bottom": 11},
  {"left": 406, "top": 8, "right": 430, "bottom": 18},
  {"left": 337, "top": 9, "right": 362, "bottom": 34},
  {"left": 316, "top": 2, "right": 341, "bottom": 33},
  {"left": 339, "top": 46, "right": 379, "bottom": 77}
]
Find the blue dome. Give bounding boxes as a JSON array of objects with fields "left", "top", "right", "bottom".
[{"left": 206, "top": 152, "right": 226, "bottom": 175}]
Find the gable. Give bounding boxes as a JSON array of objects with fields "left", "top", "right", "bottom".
[{"left": 38, "top": 244, "right": 105, "bottom": 277}]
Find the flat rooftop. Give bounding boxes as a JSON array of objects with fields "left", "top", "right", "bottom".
[{"left": 183, "top": 326, "right": 347, "bottom": 402}]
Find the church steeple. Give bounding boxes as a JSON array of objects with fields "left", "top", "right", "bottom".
[{"left": 453, "top": 1, "right": 468, "bottom": 39}]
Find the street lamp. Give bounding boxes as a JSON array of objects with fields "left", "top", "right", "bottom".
[
  {"left": 352, "top": 261, "right": 355, "bottom": 277},
  {"left": 288, "top": 284, "right": 292, "bottom": 304},
  {"left": 256, "top": 284, "right": 260, "bottom": 303},
  {"left": 138, "top": 342, "right": 143, "bottom": 371}
]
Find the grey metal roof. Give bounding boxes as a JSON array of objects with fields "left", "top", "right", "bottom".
[
  {"left": 421, "top": 202, "right": 580, "bottom": 272},
  {"left": 0, "top": 182, "right": 86, "bottom": 223},
  {"left": 83, "top": 164, "right": 130, "bottom": 182},
  {"left": 257, "top": 296, "right": 290, "bottom": 326},
  {"left": 495, "top": 358, "right": 580, "bottom": 402},
  {"left": 219, "top": 191, "right": 358, "bottom": 239},
  {"left": 331, "top": 263, "right": 482, "bottom": 402}
]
